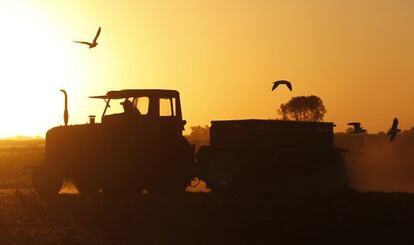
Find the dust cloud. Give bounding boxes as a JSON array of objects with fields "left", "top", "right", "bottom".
[{"left": 335, "top": 132, "right": 414, "bottom": 193}]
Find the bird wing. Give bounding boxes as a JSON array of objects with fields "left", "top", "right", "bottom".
[
  {"left": 271, "top": 82, "right": 279, "bottom": 91},
  {"left": 392, "top": 118, "right": 398, "bottom": 129},
  {"left": 286, "top": 81, "right": 292, "bottom": 91},
  {"left": 273, "top": 80, "right": 292, "bottom": 91},
  {"left": 93, "top": 26, "right": 101, "bottom": 44},
  {"left": 73, "top": 41, "right": 92, "bottom": 46}
]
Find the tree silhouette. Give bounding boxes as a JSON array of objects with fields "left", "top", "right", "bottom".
[
  {"left": 277, "top": 95, "right": 326, "bottom": 121},
  {"left": 189, "top": 125, "right": 210, "bottom": 139}
]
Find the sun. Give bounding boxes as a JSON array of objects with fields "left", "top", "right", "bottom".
[{"left": 0, "top": 2, "right": 87, "bottom": 138}]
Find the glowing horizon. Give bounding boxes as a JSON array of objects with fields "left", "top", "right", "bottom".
[{"left": 0, "top": 0, "right": 413, "bottom": 137}]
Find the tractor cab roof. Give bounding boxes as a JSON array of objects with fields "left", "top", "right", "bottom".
[{"left": 89, "top": 89, "right": 180, "bottom": 99}]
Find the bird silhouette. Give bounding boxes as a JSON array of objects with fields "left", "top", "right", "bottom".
[
  {"left": 272, "top": 80, "right": 292, "bottom": 91},
  {"left": 73, "top": 27, "right": 101, "bottom": 49},
  {"left": 347, "top": 122, "right": 367, "bottom": 134},
  {"left": 387, "top": 118, "right": 401, "bottom": 141}
]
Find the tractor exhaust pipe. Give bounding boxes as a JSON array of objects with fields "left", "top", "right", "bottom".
[{"left": 60, "top": 89, "right": 68, "bottom": 126}]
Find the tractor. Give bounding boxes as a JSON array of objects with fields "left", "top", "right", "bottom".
[
  {"left": 33, "top": 89, "right": 346, "bottom": 197},
  {"left": 32, "top": 89, "right": 195, "bottom": 196}
]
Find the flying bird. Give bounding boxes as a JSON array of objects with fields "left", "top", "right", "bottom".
[
  {"left": 272, "top": 80, "right": 292, "bottom": 91},
  {"left": 387, "top": 118, "right": 401, "bottom": 141},
  {"left": 73, "top": 26, "right": 101, "bottom": 49},
  {"left": 347, "top": 122, "right": 367, "bottom": 134}
]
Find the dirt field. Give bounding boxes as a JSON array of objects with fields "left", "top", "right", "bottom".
[
  {"left": 1, "top": 189, "right": 414, "bottom": 244},
  {"left": 1, "top": 139, "right": 414, "bottom": 244}
]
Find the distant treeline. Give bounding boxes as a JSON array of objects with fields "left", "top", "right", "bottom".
[
  {"left": 185, "top": 125, "right": 210, "bottom": 149},
  {"left": 0, "top": 138, "right": 44, "bottom": 149}
]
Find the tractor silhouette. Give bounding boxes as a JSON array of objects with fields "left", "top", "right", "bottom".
[
  {"left": 33, "top": 89, "right": 346, "bottom": 197},
  {"left": 32, "top": 89, "right": 194, "bottom": 196}
]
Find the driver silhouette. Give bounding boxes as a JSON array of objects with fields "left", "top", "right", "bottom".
[{"left": 121, "top": 99, "right": 140, "bottom": 116}]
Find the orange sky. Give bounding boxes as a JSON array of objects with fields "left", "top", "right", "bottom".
[{"left": 0, "top": 0, "right": 413, "bottom": 137}]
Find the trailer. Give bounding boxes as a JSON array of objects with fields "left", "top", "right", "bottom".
[{"left": 196, "top": 120, "right": 346, "bottom": 194}]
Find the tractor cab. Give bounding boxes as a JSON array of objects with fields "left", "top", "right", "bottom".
[{"left": 90, "top": 89, "right": 186, "bottom": 133}]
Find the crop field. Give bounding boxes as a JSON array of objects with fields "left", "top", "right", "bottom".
[{"left": 1, "top": 139, "right": 414, "bottom": 244}]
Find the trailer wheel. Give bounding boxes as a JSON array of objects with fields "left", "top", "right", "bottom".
[
  {"left": 144, "top": 148, "right": 193, "bottom": 195},
  {"left": 32, "top": 168, "right": 63, "bottom": 198}
]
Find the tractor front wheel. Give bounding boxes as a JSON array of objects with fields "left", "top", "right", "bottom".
[
  {"left": 32, "top": 168, "right": 63, "bottom": 198},
  {"left": 74, "top": 177, "right": 101, "bottom": 195}
]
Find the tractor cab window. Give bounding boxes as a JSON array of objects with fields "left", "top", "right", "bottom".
[
  {"left": 159, "top": 97, "right": 176, "bottom": 117},
  {"left": 134, "top": 96, "right": 149, "bottom": 115},
  {"left": 104, "top": 97, "right": 150, "bottom": 116},
  {"left": 105, "top": 98, "right": 130, "bottom": 115}
]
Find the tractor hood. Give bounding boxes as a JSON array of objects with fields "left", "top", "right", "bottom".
[{"left": 45, "top": 124, "right": 104, "bottom": 168}]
